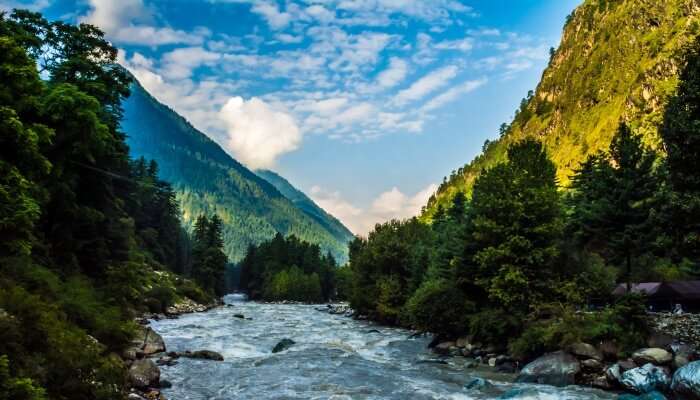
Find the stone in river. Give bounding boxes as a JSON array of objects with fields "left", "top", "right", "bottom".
[
  {"left": 515, "top": 351, "right": 581, "bottom": 387},
  {"left": 632, "top": 348, "right": 672, "bottom": 365},
  {"left": 272, "top": 338, "right": 296, "bottom": 353},
  {"left": 620, "top": 363, "right": 670, "bottom": 394},
  {"left": 671, "top": 360, "right": 700, "bottom": 399},
  {"left": 128, "top": 359, "right": 160, "bottom": 389}
]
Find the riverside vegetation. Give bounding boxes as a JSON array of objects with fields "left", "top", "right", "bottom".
[
  {"left": 346, "top": 33, "right": 700, "bottom": 368},
  {"left": 0, "top": 10, "right": 227, "bottom": 399}
]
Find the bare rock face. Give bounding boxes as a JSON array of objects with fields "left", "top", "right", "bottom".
[
  {"left": 128, "top": 359, "right": 160, "bottom": 389},
  {"left": 516, "top": 351, "right": 581, "bottom": 387}
]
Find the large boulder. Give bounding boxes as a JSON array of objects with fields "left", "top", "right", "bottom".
[
  {"left": 672, "top": 360, "right": 700, "bottom": 399},
  {"left": 131, "top": 326, "right": 166, "bottom": 356},
  {"left": 516, "top": 351, "right": 581, "bottom": 387},
  {"left": 128, "top": 359, "right": 160, "bottom": 389},
  {"left": 569, "top": 342, "right": 603, "bottom": 361},
  {"left": 632, "top": 348, "right": 672, "bottom": 366},
  {"left": 621, "top": 363, "right": 671, "bottom": 394},
  {"left": 272, "top": 339, "right": 296, "bottom": 353},
  {"left": 671, "top": 344, "right": 696, "bottom": 370}
]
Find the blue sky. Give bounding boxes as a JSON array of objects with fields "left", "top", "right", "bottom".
[{"left": 2, "top": 0, "right": 580, "bottom": 234}]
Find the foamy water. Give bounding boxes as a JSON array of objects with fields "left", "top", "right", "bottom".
[{"left": 150, "top": 294, "right": 617, "bottom": 399}]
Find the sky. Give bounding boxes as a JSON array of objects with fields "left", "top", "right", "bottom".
[{"left": 2, "top": 0, "right": 581, "bottom": 235}]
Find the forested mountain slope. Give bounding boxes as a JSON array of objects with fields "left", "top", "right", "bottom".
[
  {"left": 256, "top": 169, "right": 355, "bottom": 245},
  {"left": 121, "top": 79, "right": 353, "bottom": 262},
  {"left": 425, "top": 0, "right": 700, "bottom": 218}
]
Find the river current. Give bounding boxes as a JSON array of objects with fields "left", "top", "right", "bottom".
[{"left": 150, "top": 294, "right": 618, "bottom": 399}]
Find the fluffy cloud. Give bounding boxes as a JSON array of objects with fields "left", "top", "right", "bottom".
[
  {"left": 393, "top": 65, "right": 459, "bottom": 106},
  {"left": 252, "top": 1, "right": 292, "bottom": 30},
  {"left": 81, "top": 0, "right": 209, "bottom": 46},
  {"left": 310, "top": 184, "right": 438, "bottom": 235},
  {"left": 219, "top": 97, "right": 302, "bottom": 169}
]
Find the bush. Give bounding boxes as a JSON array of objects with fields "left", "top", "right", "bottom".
[
  {"left": 406, "top": 279, "right": 473, "bottom": 336},
  {"left": 0, "top": 355, "right": 46, "bottom": 400},
  {"left": 509, "top": 295, "right": 649, "bottom": 360},
  {"left": 469, "top": 309, "right": 521, "bottom": 346}
]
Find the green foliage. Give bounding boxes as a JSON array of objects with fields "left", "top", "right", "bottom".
[
  {"left": 467, "top": 139, "right": 563, "bottom": 314},
  {"left": 239, "top": 233, "right": 338, "bottom": 302},
  {"left": 0, "top": 10, "right": 212, "bottom": 399},
  {"left": 406, "top": 279, "right": 474, "bottom": 336},
  {"left": 264, "top": 266, "right": 323, "bottom": 303},
  {"left": 191, "top": 214, "right": 228, "bottom": 296},
  {"left": 567, "top": 123, "right": 660, "bottom": 283},
  {"left": 0, "top": 355, "right": 45, "bottom": 400},
  {"left": 510, "top": 295, "right": 649, "bottom": 360}
]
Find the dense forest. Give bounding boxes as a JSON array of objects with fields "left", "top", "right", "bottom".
[
  {"left": 239, "top": 234, "right": 338, "bottom": 303},
  {"left": 0, "top": 11, "right": 225, "bottom": 399},
  {"left": 347, "top": 37, "right": 700, "bottom": 360}
]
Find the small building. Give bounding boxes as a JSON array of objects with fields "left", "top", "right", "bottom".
[{"left": 612, "top": 281, "right": 700, "bottom": 312}]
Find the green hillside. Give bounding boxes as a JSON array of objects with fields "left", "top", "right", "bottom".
[
  {"left": 425, "top": 0, "right": 700, "bottom": 218},
  {"left": 121, "top": 79, "right": 353, "bottom": 262},
  {"left": 256, "top": 170, "right": 355, "bottom": 244}
]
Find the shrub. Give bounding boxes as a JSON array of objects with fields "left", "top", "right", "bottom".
[{"left": 405, "top": 279, "right": 473, "bottom": 336}]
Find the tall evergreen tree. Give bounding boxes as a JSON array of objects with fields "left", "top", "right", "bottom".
[
  {"left": 568, "top": 123, "right": 658, "bottom": 286},
  {"left": 466, "top": 138, "right": 563, "bottom": 314}
]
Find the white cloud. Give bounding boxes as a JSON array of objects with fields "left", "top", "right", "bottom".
[
  {"left": 434, "top": 38, "right": 473, "bottom": 52},
  {"left": 423, "top": 78, "right": 487, "bottom": 111},
  {"left": 306, "top": 5, "right": 335, "bottom": 24},
  {"left": 393, "top": 65, "right": 459, "bottom": 106},
  {"left": 219, "top": 97, "right": 302, "bottom": 169},
  {"left": 81, "top": 0, "right": 210, "bottom": 46},
  {"left": 376, "top": 57, "right": 408, "bottom": 88},
  {"left": 161, "top": 46, "right": 222, "bottom": 79},
  {"left": 252, "top": 1, "right": 292, "bottom": 30},
  {"left": 310, "top": 183, "right": 438, "bottom": 235}
]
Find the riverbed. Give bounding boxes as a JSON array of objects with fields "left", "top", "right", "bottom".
[{"left": 150, "top": 294, "right": 617, "bottom": 399}]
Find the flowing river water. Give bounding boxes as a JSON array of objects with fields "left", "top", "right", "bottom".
[{"left": 150, "top": 294, "right": 618, "bottom": 399}]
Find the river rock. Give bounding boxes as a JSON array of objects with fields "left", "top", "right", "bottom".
[
  {"left": 128, "top": 359, "right": 160, "bottom": 389},
  {"left": 272, "top": 338, "right": 296, "bottom": 353},
  {"left": 456, "top": 336, "right": 472, "bottom": 348},
  {"left": 464, "top": 377, "right": 493, "bottom": 390},
  {"left": 433, "top": 341, "right": 456, "bottom": 355},
  {"left": 632, "top": 348, "right": 672, "bottom": 365},
  {"left": 496, "top": 361, "right": 517, "bottom": 373},
  {"left": 131, "top": 326, "right": 166, "bottom": 356},
  {"left": 621, "top": 363, "right": 670, "bottom": 394},
  {"left": 581, "top": 358, "right": 604, "bottom": 371},
  {"left": 570, "top": 342, "right": 603, "bottom": 361},
  {"left": 671, "top": 360, "right": 700, "bottom": 399},
  {"left": 592, "top": 374, "right": 612, "bottom": 390},
  {"left": 182, "top": 350, "right": 224, "bottom": 361},
  {"left": 606, "top": 363, "right": 622, "bottom": 384},
  {"left": 516, "top": 351, "right": 581, "bottom": 387},
  {"left": 620, "top": 359, "right": 638, "bottom": 371}
]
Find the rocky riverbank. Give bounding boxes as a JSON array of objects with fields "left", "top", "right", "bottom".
[
  {"left": 124, "top": 298, "right": 224, "bottom": 400},
  {"left": 316, "top": 304, "right": 700, "bottom": 399}
]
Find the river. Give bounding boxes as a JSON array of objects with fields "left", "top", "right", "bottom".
[{"left": 149, "top": 294, "right": 618, "bottom": 399}]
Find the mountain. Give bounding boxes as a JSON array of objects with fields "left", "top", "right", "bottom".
[
  {"left": 120, "top": 78, "right": 353, "bottom": 262},
  {"left": 256, "top": 170, "right": 355, "bottom": 244},
  {"left": 424, "top": 0, "right": 700, "bottom": 218}
]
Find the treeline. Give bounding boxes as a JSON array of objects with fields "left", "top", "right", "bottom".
[
  {"left": 347, "top": 39, "right": 700, "bottom": 361},
  {"left": 239, "top": 233, "right": 338, "bottom": 302},
  {"left": 0, "top": 10, "right": 225, "bottom": 399}
]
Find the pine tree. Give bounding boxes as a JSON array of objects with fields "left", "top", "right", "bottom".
[{"left": 568, "top": 123, "right": 658, "bottom": 286}]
